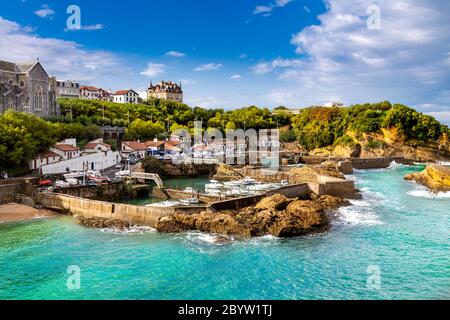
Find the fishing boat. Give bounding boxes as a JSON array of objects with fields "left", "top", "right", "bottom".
[
  {"left": 180, "top": 198, "right": 200, "bottom": 205},
  {"left": 242, "top": 177, "right": 257, "bottom": 185},
  {"left": 183, "top": 187, "right": 195, "bottom": 193},
  {"left": 115, "top": 170, "right": 130, "bottom": 178},
  {"left": 146, "top": 200, "right": 180, "bottom": 207},
  {"left": 65, "top": 178, "right": 79, "bottom": 186},
  {"left": 63, "top": 170, "right": 84, "bottom": 180},
  {"left": 223, "top": 180, "right": 242, "bottom": 187},
  {"left": 55, "top": 180, "right": 69, "bottom": 188},
  {"left": 205, "top": 181, "right": 223, "bottom": 191}
]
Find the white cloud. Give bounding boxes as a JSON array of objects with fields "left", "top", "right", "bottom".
[
  {"left": 194, "top": 63, "right": 223, "bottom": 72},
  {"left": 239, "top": 53, "right": 248, "bottom": 59},
  {"left": 180, "top": 78, "right": 196, "bottom": 85},
  {"left": 34, "top": 4, "right": 54, "bottom": 19},
  {"left": 165, "top": 51, "right": 186, "bottom": 57},
  {"left": 251, "top": 62, "right": 272, "bottom": 75},
  {"left": 253, "top": 6, "right": 273, "bottom": 15},
  {"left": 254, "top": 0, "right": 450, "bottom": 117},
  {"left": 187, "top": 96, "right": 220, "bottom": 107},
  {"left": 230, "top": 74, "right": 243, "bottom": 80},
  {"left": 64, "top": 24, "right": 104, "bottom": 32},
  {"left": 140, "top": 62, "right": 166, "bottom": 77},
  {"left": 251, "top": 58, "right": 302, "bottom": 75},
  {"left": 426, "top": 111, "right": 450, "bottom": 125},
  {"left": 253, "top": 0, "right": 295, "bottom": 16},
  {"left": 0, "top": 17, "right": 120, "bottom": 82}
]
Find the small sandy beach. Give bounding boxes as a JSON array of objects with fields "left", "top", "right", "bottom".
[{"left": 0, "top": 203, "right": 59, "bottom": 223}]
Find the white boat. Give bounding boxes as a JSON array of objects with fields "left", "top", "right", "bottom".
[
  {"left": 242, "top": 177, "right": 257, "bottom": 185},
  {"left": 205, "top": 190, "right": 222, "bottom": 197},
  {"left": 146, "top": 200, "right": 180, "bottom": 207},
  {"left": 224, "top": 180, "right": 242, "bottom": 187},
  {"left": 65, "top": 178, "right": 79, "bottom": 186},
  {"left": 63, "top": 171, "right": 84, "bottom": 180},
  {"left": 55, "top": 180, "right": 69, "bottom": 188},
  {"left": 225, "top": 187, "right": 246, "bottom": 197},
  {"left": 180, "top": 198, "right": 200, "bottom": 205},
  {"left": 205, "top": 181, "right": 223, "bottom": 190},
  {"left": 247, "top": 184, "right": 275, "bottom": 192},
  {"left": 281, "top": 179, "right": 289, "bottom": 185},
  {"left": 115, "top": 170, "right": 130, "bottom": 178},
  {"left": 183, "top": 187, "right": 195, "bottom": 193}
]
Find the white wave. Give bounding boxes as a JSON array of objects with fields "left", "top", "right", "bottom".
[
  {"left": 336, "top": 200, "right": 382, "bottom": 226},
  {"left": 100, "top": 225, "right": 156, "bottom": 235},
  {"left": 185, "top": 231, "right": 234, "bottom": 245},
  {"left": 407, "top": 185, "right": 450, "bottom": 199}
]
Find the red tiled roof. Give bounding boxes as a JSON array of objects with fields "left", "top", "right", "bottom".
[
  {"left": 37, "top": 151, "right": 60, "bottom": 159},
  {"left": 144, "top": 140, "right": 165, "bottom": 147},
  {"left": 115, "top": 90, "right": 130, "bottom": 95},
  {"left": 122, "top": 141, "right": 148, "bottom": 151},
  {"left": 80, "top": 86, "right": 99, "bottom": 91},
  {"left": 164, "top": 141, "right": 180, "bottom": 150},
  {"left": 54, "top": 144, "right": 80, "bottom": 152},
  {"left": 84, "top": 142, "right": 111, "bottom": 149}
]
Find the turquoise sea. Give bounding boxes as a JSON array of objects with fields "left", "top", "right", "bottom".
[{"left": 0, "top": 164, "right": 449, "bottom": 300}]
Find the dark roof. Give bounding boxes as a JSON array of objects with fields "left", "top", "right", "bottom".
[{"left": 0, "top": 60, "right": 18, "bottom": 72}]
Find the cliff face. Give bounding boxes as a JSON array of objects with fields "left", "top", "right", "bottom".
[
  {"left": 405, "top": 165, "right": 450, "bottom": 192},
  {"left": 310, "top": 129, "right": 450, "bottom": 162}
]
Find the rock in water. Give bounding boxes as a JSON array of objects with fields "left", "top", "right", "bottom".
[
  {"left": 254, "top": 194, "right": 291, "bottom": 211},
  {"left": 77, "top": 217, "right": 130, "bottom": 229},
  {"left": 405, "top": 164, "right": 450, "bottom": 193},
  {"left": 155, "top": 193, "right": 348, "bottom": 238}
]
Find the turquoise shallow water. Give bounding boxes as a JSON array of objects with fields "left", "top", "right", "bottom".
[{"left": 0, "top": 164, "right": 449, "bottom": 300}]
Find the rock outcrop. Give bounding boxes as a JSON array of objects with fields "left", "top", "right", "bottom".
[
  {"left": 405, "top": 165, "right": 450, "bottom": 193},
  {"left": 77, "top": 216, "right": 130, "bottom": 229},
  {"left": 155, "top": 193, "right": 349, "bottom": 238}
]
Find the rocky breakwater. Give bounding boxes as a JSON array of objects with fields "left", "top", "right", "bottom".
[
  {"left": 77, "top": 216, "right": 131, "bottom": 230},
  {"left": 155, "top": 193, "right": 349, "bottom": 238},
  {"left": 405, "top": 165, "right": 450, "bottom": 192}
]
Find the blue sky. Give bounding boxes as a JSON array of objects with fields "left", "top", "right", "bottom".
[{"left": 1, "top": 0, "right": 450, "bottom": 125}]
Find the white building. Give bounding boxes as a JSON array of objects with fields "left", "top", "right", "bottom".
[
  {"left": 29, "top": 151, "right": 61, "bottom": 171},
  {"left": 121, "top": 141, "right": 148, "bottom": 158},
  {"left": 113, "top": 89, "right": 140, "bottom": 104},
  {"left": 39, "top": 151, "right": 121, "bottom": 174},
  {"left": 84, "top": 139, "right": 112, "bottom": 153},
  {"left": 52, "top": 79, "right": 80, "bottom": 99},
  {"left": 51, "top": 139, "right": 81, "bottom": 160}
]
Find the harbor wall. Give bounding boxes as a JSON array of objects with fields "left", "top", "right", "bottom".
[
  {"left": 0, "top": 178, "right": 37, "bottom": 200},
  {"left": 350, "top": 157, "right": 412, "bottom": 169},
  {"left": 152, "top": 188, "right": 222, "bottom": 203},
  {"left": 39, "top": 193, "right": 178, "bottom": 228},
  {"left": 54, "top": 182, "right": 150, "bottom": 201}
]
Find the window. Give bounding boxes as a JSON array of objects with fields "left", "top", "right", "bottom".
[{"left": 7, "top": 98, "right": 14, "bottom": 110}]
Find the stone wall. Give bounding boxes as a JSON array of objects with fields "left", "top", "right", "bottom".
[
  {"left": 350, "top": 157, "right": 412, "bottom": 169},
  {"left": 39, "top": 193, "right": 178, "bottom": 228},
  {"left": 152, "top": 187, "right": 222, "bottom": 203},
  {"left": 54, "top": 182, "right": 150, "bottom": 201},
  {"left": 0, "top": 178, "right": 37, "bottom": 199}
]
